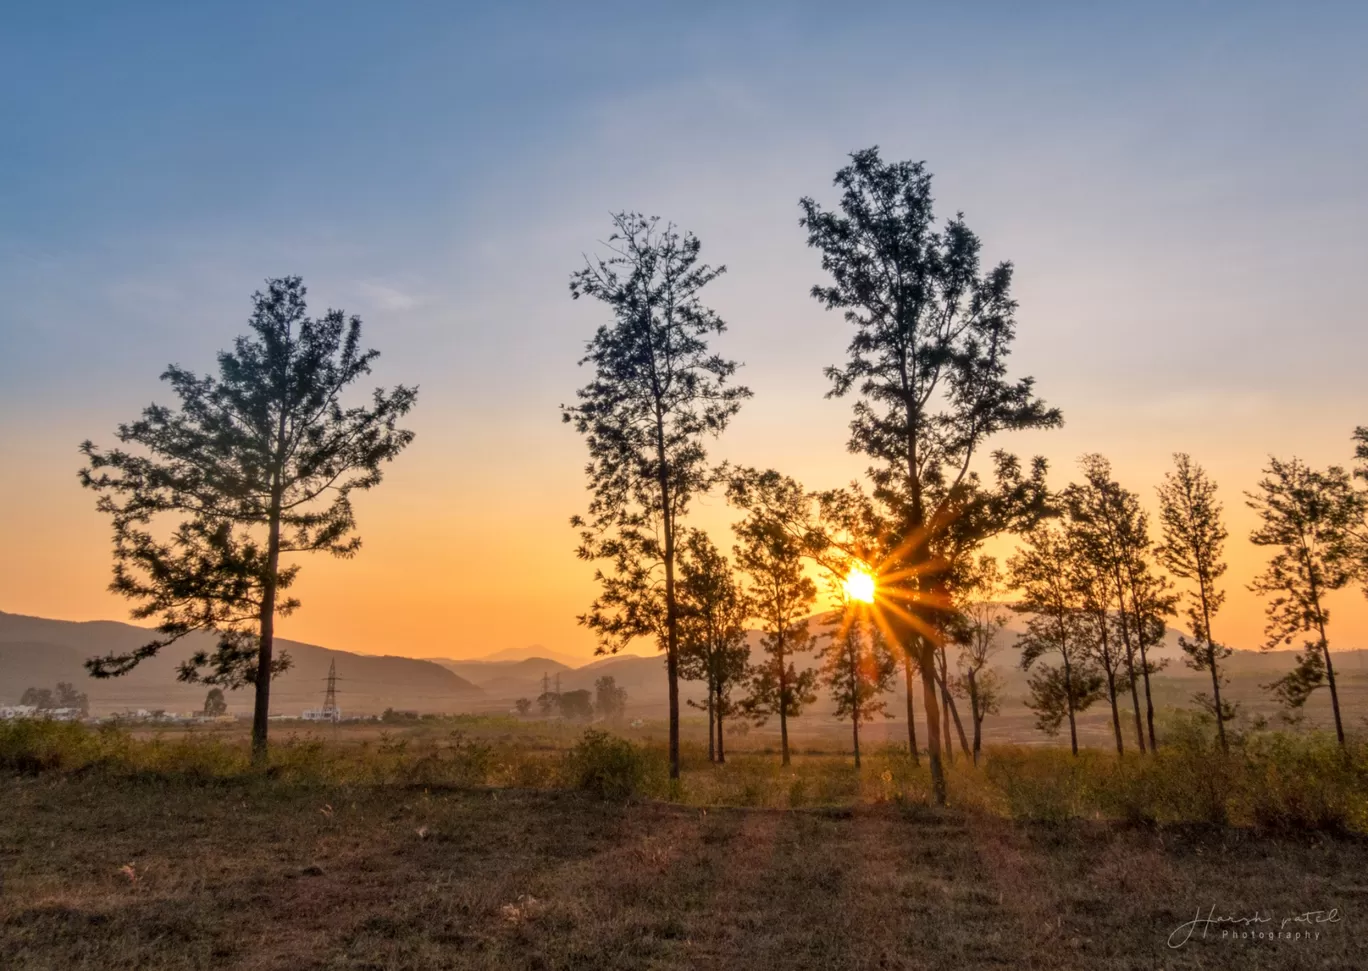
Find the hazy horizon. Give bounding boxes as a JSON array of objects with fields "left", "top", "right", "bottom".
[{"left": 4, "top": 2, "right": 1367, "bottom": 662}]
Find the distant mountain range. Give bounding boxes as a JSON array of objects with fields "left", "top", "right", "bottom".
[
  {"left": 471, "top": 645, "right": 589, "bottom": 666},
  {"left": 0, "top": 611, "right": 482, "bottom": 716},
  {"left": 4, "top": 609, "right": 1365, "bottom": 732}
]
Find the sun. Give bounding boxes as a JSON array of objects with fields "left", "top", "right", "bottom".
[{"left": 843, "top": 565, "right": 875, "bottom": 604}]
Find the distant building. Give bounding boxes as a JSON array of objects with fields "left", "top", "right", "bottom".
[{"left": 0, "top": 705, "right": 81, "bottom": 721}]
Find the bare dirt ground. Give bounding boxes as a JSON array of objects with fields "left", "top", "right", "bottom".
[{"left": 3, "top": 773, "right": 1365, "bottom": 971}]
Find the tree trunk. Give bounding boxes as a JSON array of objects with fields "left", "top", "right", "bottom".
[
  {"left": 778, "top": 649, "right": 791, "bottom": 767},
  {"left": 1318, "top": 620, "right": 1346, "bottom": 747},
  {"left": 1063, "top": 654, "right": 1079, "bottom": 757},
  {"left": 940, "top": 671, "right": 971, "bottom": 756},
  {"left": 251, "top": 485, "right": 284, "bottom": 762},
  {"left": 1138, "top": 639, "right": 1157, "bottom": 752},
  {"left": 903, "top": 653, "right": 919, "bottom": 765},
  {"left": 920, "top": 642, "right": 946, "bottom": 804},
  {"left": 1106, "top": 667, "right": 1124, "bottom": 756},
  {"left": 852, "top": 707, "right": 861, "bottom": 769},
  {"left": 707, "top": 684, "right": 716, "bottom": 763},
  {"left": 716, "top": 684, "right": 727, "bottom": 764},
  {"left": 1123, "top": 648, "right": 1146, "bottom": 754},
  {"left": 942, "top": 675, "right": 954, "bottom": 765},
  {"left": 655, "top": 411, "right": 681, "bottom": 780},
  {"left": 968, "top": 668, "right": 982, "bottom": 766},
  {"left": 1199, "top": 590, "right": 1228, "bottom": 753},
  {"left": 1114, "top": 581, "right": 1147, "bottom": 754}
]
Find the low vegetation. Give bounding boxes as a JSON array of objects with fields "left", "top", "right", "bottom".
[
  {"left": 5, "top": 722, "right": 1368, "bottom": 970},
  {"left": 5, "top": 717, "right": 1366, "bottom": 831}
]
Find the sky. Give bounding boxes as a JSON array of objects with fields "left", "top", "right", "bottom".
[{"left": 2, "top": 2, "right": 1366, "bottom": 662}]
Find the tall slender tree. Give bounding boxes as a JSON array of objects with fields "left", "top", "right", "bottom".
[
  {"left": 733, "top": 477, "right": 819, "bottom": 767},
  {"left": 677, "top": 530, "right": 752, "bottom": 763},
  {"left": 1247, "top": 457, "right": 1363, "bottom": 745},
  {"left": 1073, "top": 552, "right": 1129, "bottom": 755},
  {"left": 948, "top": 556, "right": 1009, "bottom": 764},
  {"left": 821, "top": 600, "right": 897, "bottom": 767},
  {"left": 800, "top": 148, "right": 1062, "bottom": 802},
  {"left": 564, "top": 214, "right": 751, "bottom": 779},
  {"left": 79, "top": 277, "right": 417, "bottom": 757},
  {"left": 1009, "top": 525, "right": 1102, "bottom": 755},
  {"left": 1126, "top": 564, "right": 1176, "bottom": 751},
  {"left": 1066, "top": 456, "right": 1155, "bottom": 752},
  {"left": 1156, "top": 453, "right": 1233, "bottom": 750},
  {"left": 1352, "top": 427, "right": 1368, "bottom": 601}
]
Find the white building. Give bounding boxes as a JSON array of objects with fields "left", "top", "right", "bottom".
[{"left": 301, "top": 706, "right": 342, "bottom": 722}]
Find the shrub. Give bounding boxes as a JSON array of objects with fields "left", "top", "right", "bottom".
[
  {"left": 1240, "top": 732, "right": 1363, "bottom": 831},
  {"left": 566, "top": 730, "right": 650, "bottom": 800}
]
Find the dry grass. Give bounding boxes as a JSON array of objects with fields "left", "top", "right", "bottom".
[
  {"left": 4, "top": 719, "right": 1368, "bottom": 969},
  {"left": 3, "top": 773, "right": 1366, "bottom": 970}
]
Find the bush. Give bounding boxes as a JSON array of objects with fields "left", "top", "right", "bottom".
[
  {"left": 983, "top": 746, "right": 1095, "bottom": 822},
  {"left": 1240, "top": 732, "right": 1363, "bottom": 831},
  {"left": 566, "top": 730, "right": 651, "bottom": 800}
]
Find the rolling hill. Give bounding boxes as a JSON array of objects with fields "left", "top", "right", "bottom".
[{"left": 0, "top": 611, "right": 482, "bottom": 716}]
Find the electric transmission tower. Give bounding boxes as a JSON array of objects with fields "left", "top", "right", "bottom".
[{"left": 323, "top": 660, "right": 339, "bottom": 721}]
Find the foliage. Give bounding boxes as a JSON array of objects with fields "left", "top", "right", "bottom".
[
  {"left": 1066, "top": 454, "right": 1172, "bottom": 752},
  {"left": 203, "top": 687, "right": 228, "bottom": 717},
  {"left": 732, "top": 476, "right": 819, "bottom": 765},
  {"left": 1156, "top": 455, "right": 1232, "bottom": 729},
  {"left": 564, "top": 213, "right": 750, "bottom": 779},
  {"left": 18, "top": 682, "right": 89, "bottom": 716},
  {"left": 819, "top": 607, "right": 896, "bottom": 765},
  {"left": 799, "top": 146, "right": 1062, "bottom": 802},
  {"left": 559, "top": 689, "right": 594, "bottom": 720},
  {"left": 593, "top": 676, "right": 628, "bottom": 721},
  {"left": 566, "top": 729, "right": 654, "bottom": 800},
  {"left": 1247, "top": 456, "right": 1363, "bottom": 743},
  {"left": 1009, "top": 524, "right": 1103, "bottom": 752},
  {"left": 675, "top": 529, "right": 751, "bottom": 758},
  {"left": 78, "top": 277, "right": 416, "bottom": 755}
]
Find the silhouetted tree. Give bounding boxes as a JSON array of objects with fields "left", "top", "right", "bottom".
[
  {"left": 734, "top": 476, "right": 819, "bottom": 766},
  {"left": 821, "top": 603, "right": 896, "bottom": 767},
  {"left": 1066, "top": 456, "right": 1156, "bottom": 752},
  {"left": 1156, "top": 454, "right": 1234, "bottom": 750},
  {"left": 800, "top": 147, "right": 1062, "bottom": 803},
  {"left": 563, "top": 214, "right": 750, "bottom": 780},
  {"left": 514, "top": 697, "right": 532, "bottom": 717},
  {"left": 949, "top": 556, "right": 1009, "bottom": 764},
  {"left": 1125, "top": 564, "right": 1176, "bottom": 750},
  {"left": 676, "top": 530, "right": 751, "bottom": 762},
  {"left": 1010, "top": 525, "right": 1101, "bottom": 755},
  {"left": 1073, "top": 551, "right": 1130, "bottom": 755},
  {"left": 79, "top": 277, "right": 417, "bottom": 758},
  {"left": 594, "top": 676, "right": 628, "bottom": 722},
  {"left": 1353, "top": 427, "right": 1368, "bottom": 600},
  {"left": 560, "top": 689, "right": 594, "bottom": 720},
  {"left": 19, "top": 687, "right": 54, "bottom": 710},
  {"left": 202, "top": 688, "right": 227, "bottom": 717},
  {"left": 1248, "top": 457, "right": 1363, "bottom": 745},
  {"left": 55, "top": 682, "right": 89, "bottom": 716},
  {"left": 1025, "top": 664, "right": 1105, "bottom": 741}
]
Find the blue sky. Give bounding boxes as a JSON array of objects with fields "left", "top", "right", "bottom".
[{"left": 3, "top": 2, "right": 1367, "bottom": 656}]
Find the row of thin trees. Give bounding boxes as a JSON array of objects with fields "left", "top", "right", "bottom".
[
  {"left": 78, "top": 148, "right": 1368, "bottom": 800},
  {"left": 561, "top": 147, "right": 1368, "bottom": 801}
]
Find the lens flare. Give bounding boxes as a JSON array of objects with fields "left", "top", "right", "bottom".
[{"left": 844, "top": 566, "right": 875, "bottom": 604}]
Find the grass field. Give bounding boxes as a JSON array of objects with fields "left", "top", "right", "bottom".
[{"left": 3, "top": 719, "right": 1367, "bottom": 970}]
